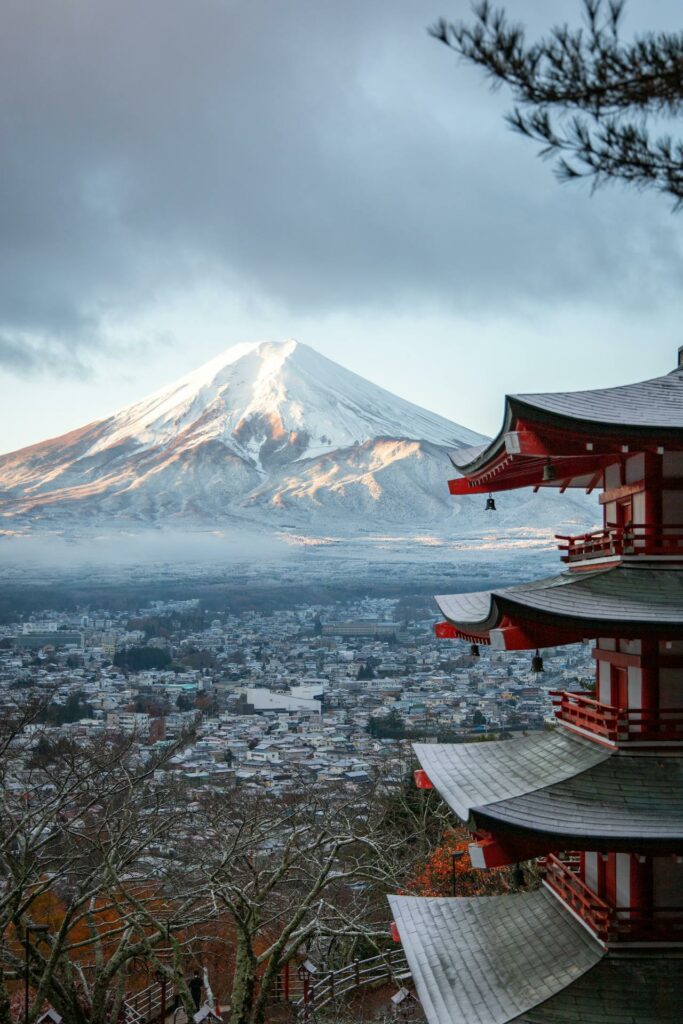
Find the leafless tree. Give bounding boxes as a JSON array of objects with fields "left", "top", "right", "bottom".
[{"left": 0, "top": 708, "right": 445, "bottom": 1024}]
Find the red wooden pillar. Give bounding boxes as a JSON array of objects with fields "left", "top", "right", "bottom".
[
  {"left": 640, "top": 639, "right": 659, "bottom": 713},
  {"left": 630, "top": 855, "right": 652, "bottom": 939},
  {"left": 642, "top": 452, "right": 662, "bottom": 532}
]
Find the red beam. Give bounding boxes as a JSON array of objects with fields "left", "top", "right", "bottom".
[
  {"left": 434, "top": 622, "right": 491, "bottom": 644},
  {"left": 592, "top": 648, "right": 642, "bottom": 669},
  {"left": 449, "top": 453, "right": 618, "bottom": 495},
  {"left": 490, "top": 623, "right": 586, "bottom": 651},
  {"left": 469, "top": 833, "right": 554, "bottom": 868},
  {"left": 414, "top": 770, "right": 433, "bottom": 790}
]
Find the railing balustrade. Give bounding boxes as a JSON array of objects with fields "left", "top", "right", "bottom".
[
  {"left": 291, "top": 949, "right": 410, "bottom": 1017},
  {"left": 549, "top": 690, "right": 683, "bottom": 744},
  {"left": 556, "top": 523, "right": 683, "bottom": 563},
  {"left": 542, "top": 855, "right": 683, "bottom": 944}
]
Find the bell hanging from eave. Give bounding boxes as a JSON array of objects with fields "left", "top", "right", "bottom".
[
  {"left": 531, "top": 648, "right": 544, "bottom": 673},
  {"left": 469, "top": 643, "right": 480, "bottom": 658},
  {"left": 542, "top": 460, "right": 557, "bottom": 482},
  {"left": 485, "top": 493, "right": 496, "bottom": 511}
]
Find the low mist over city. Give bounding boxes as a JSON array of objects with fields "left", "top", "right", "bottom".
[{"left": 2, "top": 2, "right": 682, "bottom": 1022}]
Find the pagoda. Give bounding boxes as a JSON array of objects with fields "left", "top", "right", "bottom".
[{"left": 389, "top": 355, "right": 683, "bottom": 1022}]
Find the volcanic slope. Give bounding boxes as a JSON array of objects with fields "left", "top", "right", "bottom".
[{"left": 0, "top": 340, "right": 594, "bottom": 541}]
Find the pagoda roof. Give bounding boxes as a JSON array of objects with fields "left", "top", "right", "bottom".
[
  {"left": 513, "top": 368, "right": 683, "bottom": 432},
  {"left": 513, "top": 957, "right": 682, "bottom": 1023},
  {"left": 435, "top": 565, "right": 683, "bottom": 647},
  {"left": 389, "top": 890, "right": 682, "bottom": 1024},
  {"left": 448, "top": 365, "right": 683, "bottom": 493},
  {"left": 413, "top": 731, "right": 608, "bottom": 823},
  {"left": 415, "top": 732, "right": 683, "bottom": 849},
  {"left": 388, "top": 888, "right": 603, "bottom": 1024}
]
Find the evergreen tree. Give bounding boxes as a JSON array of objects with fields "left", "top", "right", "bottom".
[{"left": 432, "top": 1, "right": 683, "bottom": 203}]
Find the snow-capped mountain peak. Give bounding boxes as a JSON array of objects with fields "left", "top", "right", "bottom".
[
  {"left": 86, "top": 339, "right": 485, "bottom": 466},
  {"left": 0, "top": 338, "right": 596, "bottom": 546}
]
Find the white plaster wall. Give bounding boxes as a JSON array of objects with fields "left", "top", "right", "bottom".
[
  {"left": 605, "top": 464, "right": 622, "bottom": 488},
  {"left": 616, "top": 853, "right": 631, "bottom": 911},
  {"left": 626, "top": 454, "right": 645, "bottom": 483},
  {"left": 627, "top": 666, "right": 642, "bottom": 709},
  {"left": 584, "top": 852, "right": 599, "bottom": 893},
  {"left": 598, "top": 659, "right": 612, "bottom": 704}
]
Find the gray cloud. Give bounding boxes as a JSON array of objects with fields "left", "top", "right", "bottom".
[
  {"left": 1, "top": 0, "right": 682, "bottom": 373},
  {"left": 0, "top": 334, "right": 89, "bottom": 377}
]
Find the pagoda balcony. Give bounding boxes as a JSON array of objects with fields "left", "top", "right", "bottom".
[
  {"left": 542, "top": 854, "right": 610, "bottom": 941},
  {"left": 550, "top": 689, "right": 683, "bottom": 745},
  {"left": 556, "top": 523, "right": 683, "bottom": 563},
  {"left": 542, "top": 855, "right": 683, "bottom": 945}
]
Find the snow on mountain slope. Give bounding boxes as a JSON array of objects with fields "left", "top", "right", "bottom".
[
  {"left": 86, "top": 338, "right": 485, "bottom": 463},
  {"left": 0, "top": 339, "right": 597, "bottom": 543}
]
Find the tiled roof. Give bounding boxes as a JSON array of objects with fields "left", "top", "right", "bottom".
[
  {"left": 413, "top": 731, "right": 609, "bottom": 823},
  {"left": 436, "top": 565, "right": 683, "bottom": 632},
  {"left": 481, "top": 753, "right": 683, "bottom": 841},
  {"left": 450, "top": 367, "right": 683, "bottom": 475},
  {"left": 388, "top": 888, "right": 603, "bottom": 1024},
  {"left": 514, "top": 957, "right": 683, "bottom": 1023},
  {"left": 513, "top": 367, "right": 683, "bottom": 429},
  {"left": 415, "top": 731, "right": 683, "bottom": 843}
]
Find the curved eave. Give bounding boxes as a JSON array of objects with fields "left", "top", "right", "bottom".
[
  {"left": 436, "top": 566, "right": 683, "bottom": 649},
  {"left": 415, "top": 733, "right": 683, "bottom": 851},
  {"left": 413, "top": 731, "right": 609, "bottom": 824},
  {"left": 449, "top": 370, "right": 683, "bottom": 493},
  {"left": 388, "top": 889, "right": 604, "bottom": 1024},
  {"left": 514, "top": 957, "right": 682, "bottom": 1024},
  {"left": 435, "top": 589, "right": 500, "bottom": 634}
]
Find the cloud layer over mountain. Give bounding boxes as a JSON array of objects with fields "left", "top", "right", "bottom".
[{"left": 2, "top": 0, "right": 682, "bottom": 380}]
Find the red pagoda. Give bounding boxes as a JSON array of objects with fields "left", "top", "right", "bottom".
[{"left": 389, "top": 355, "right": 683, "bottom": 1022}]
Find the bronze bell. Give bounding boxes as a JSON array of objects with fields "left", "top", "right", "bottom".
[
  {"left": 531, "top": 649, "right": 544, "bottom": 673},
  {"left": 469, "top": 643, "right": 480, "bottom": 658},
  {"left": 485, "top": 493, "right": 496, "bottom": 511}
]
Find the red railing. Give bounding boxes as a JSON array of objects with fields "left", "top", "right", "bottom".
[
  {"left": 542, "top": 855, "right": 611, "bottom": 940},
  {"left": 543, "top": 855, "right": 683, "bottom": 944},
  {"left": 550, "top": 690, "right": 683, "bottom": 744},
  {"left": 609, "top": 907, "right": 683, "bottom": 943},
  {"left": 556, "top": 523, "right": 683, "bottom": 562},
  {"left": 549, "top": 690, "right": 620, "bottom": 741}
]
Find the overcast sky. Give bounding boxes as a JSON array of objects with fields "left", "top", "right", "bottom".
[{"left": 1, "top": 0, "right": 682, "bottom": 452}]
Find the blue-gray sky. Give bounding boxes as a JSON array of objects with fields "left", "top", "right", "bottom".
[{"left": 1, "top": 0, "right": 682, "bottom": 452}]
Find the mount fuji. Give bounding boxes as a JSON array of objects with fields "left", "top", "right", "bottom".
[{"left": 0, "top": 340, "right": 596, "bottom": 555}]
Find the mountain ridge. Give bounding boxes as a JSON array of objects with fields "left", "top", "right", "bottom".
[{"left": 0, "top": 340, "right": 596, "bottom": 545}]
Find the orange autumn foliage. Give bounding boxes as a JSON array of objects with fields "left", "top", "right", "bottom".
[{"left": 402, "top": 828, "right": 512, "bottom": 897}]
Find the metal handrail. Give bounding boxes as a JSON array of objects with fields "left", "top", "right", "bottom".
[
  {"left": 294, "top": 949, "right": 410, "bottom": 1016},
  {"left": 123, "top": 979, "right": 171, "bottom": 1024}
]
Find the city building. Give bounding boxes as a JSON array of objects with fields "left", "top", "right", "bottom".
[{"left": 390, "top": 354, "right": 683, "bottom": 1021}]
